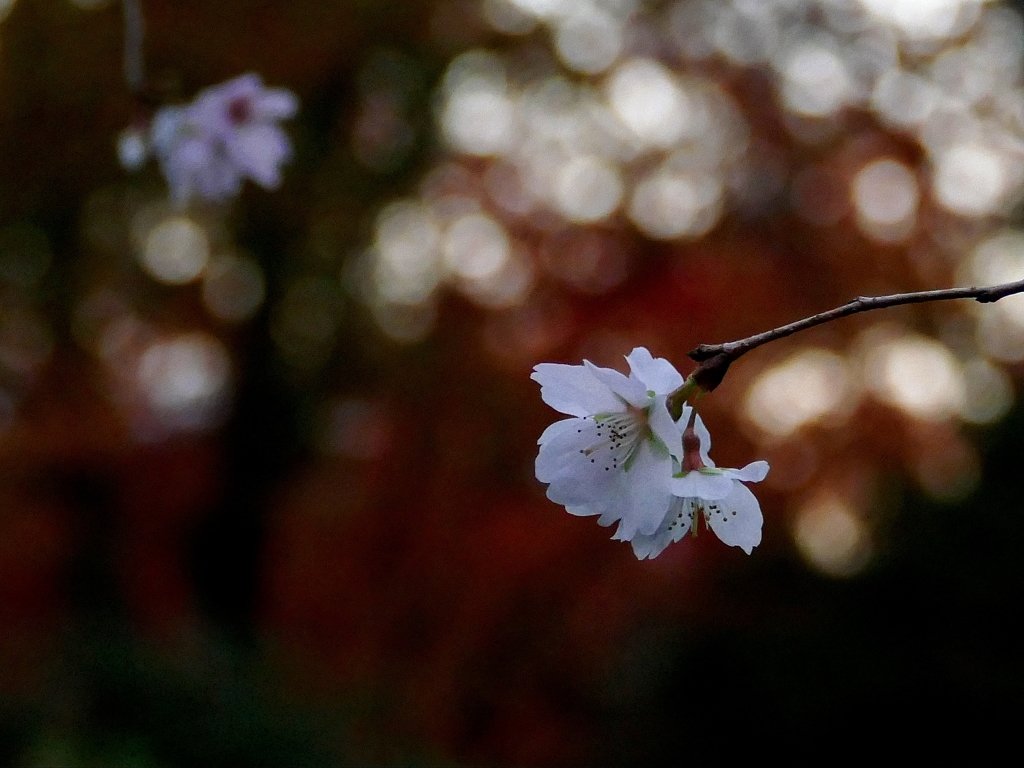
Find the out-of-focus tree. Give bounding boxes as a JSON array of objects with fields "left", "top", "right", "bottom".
[{"left": 1, "top": 1, "right": 1024, "bottom": 765}]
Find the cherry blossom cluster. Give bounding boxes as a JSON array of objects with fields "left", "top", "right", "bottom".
[
  {"left": 533, "top": 348, "right": 768, "bottom": 559},
  {"left": 119, "top": 74, "right": 298, "bottom": 204}
]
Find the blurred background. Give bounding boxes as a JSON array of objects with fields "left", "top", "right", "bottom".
[{"left": 2, "top": 0, "right": 1024, "bottom": 763}]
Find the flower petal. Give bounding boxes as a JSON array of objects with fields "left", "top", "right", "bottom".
[
  {"left": 625, "top": 347, "right": 684, "bottom": 395},
  {"left": 669, "top": 470, "right": 734, "bottom": 500},
  {"left": 612, "top": 441, "right": 673, "bottom": 539},
  {"left": 228, "top": 124, "right": 292, "bottom": 188},
  {"left": 537, "top": 417, "right": 581, "bottom": 446},
  {"left": 724, "top": 460, "right": 770, "bottom": 484},
  {"left": 648, "top": 394, "right": 683, "bottom": 461},
  {"left": 705, "top": 482, "right": 763, "bottom": 554},
  {"left": 532, "top": 363, "right": 623, "bottom": 417},
  {"left": 583, "top": 360, "right": 649, "bottom": 408},
  {"left": 627, "top": 497, "right": 693, "bottom": 559},
  {"left": 693, "top": 413, "right": 714, "bottom": 468},
  {"left": 253, "top": 88, "right": 300, "bottom": 120}
]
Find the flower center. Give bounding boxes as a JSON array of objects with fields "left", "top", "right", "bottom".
[
  {"left": 682, "top": 426, "right": 705, "bottom": 472},
  {"left": 578, "top": 407, "right": 649, "bottom": 473},
  {"left": 228, "top": 96, "right": 252, "bottom": 125}
]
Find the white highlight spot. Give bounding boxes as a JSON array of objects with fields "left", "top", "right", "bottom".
[
  {"left": 866, "top": 335, "right": 965, "bottom": 420},
  {"left": 442, "top": 213, "right": 510, "bottom": 280},
  {"left": 744, "top": 349, "right": 855, "bottom": 437},
  {"left": 138, "top": 333, "right": 230, "bottom": 430},
  {"left": 607, "top": 58, "right": 690, "bottom": 148},
  {"left": 141, "top": 217, "right": 209, "bottom": 285},
  {"left": 933, "top": 143, "right": 1006, "bottom": 217},
  {"left": 554, "top": 155, "right": 623, "bottom": 223},
  {"left": 851, "top": 158, "right": 919, "bottom": 242},
  {"left": 794, "top": 494, "right": 872, "bottom": 578},
  {"left": 781, "top": 44, "right": 851, "bottom": 118}
]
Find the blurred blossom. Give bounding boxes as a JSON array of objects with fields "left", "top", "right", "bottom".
[
  {"left": 442, "top": 212, "right": 510, "bottom": 280},
  {"left": 482, "top": 0, "right": 539, "bottom": 34},
  {"left": 553, "top": 9, "right": 624, "bottom": 74},
  {"left": 372, "top": 200, "right": 443, "bottom": 304},
  {"left": 932, "top": 143, "right": 1007, "bottom": 216},
  {"left": 137, "top": 333, "right": 231, "bottom": 432},
  {"left": 553, "top": 155, "right": 623, "bottom": 222},
  {"left": 851, "top": 158, "right": 919, "bottom": 242},
  {"left": 857, "top": 0, "right": 982, "bottom": 42},
  {"left": 151, "top": 73, "right": 298, "bottom": 204},
  {"left": 116, "top": 126, "right": 149, "bottom": 171},
  {"left": 457, "top": 242, "right": 535, "bottom": 307},
  {"left": 871, "top": 69, "right": 938, "bottom": 127},
  {"left": 865, "top": 333, "right": 965, "bottom": 420},
  {"left": 744, "top": 349, "right": 856, "bottom": 437},
  {"left": 710, "top": 1, "right": 780, "bottom": 65},
  {"left": 607, "top": 58, "right": 690, "bottom": 149},
  {"left": 780, "top": 42, "right": 852, "bottom": 118},
  {"left": 629, "top": 170, "right": 722, "bottom": 239},
  {"left": 440, "top": 52, "right": 516, "bottom": 156},
  {"left": 793, "top": 493, "right": 872, "bottom": 578},
  {"left": 958, "top": 357, "right": 1014, "bottom": 423},
  {"left": 140, "top": 216, "right": 210, "bottom": 284},
  {"left": 201, "top": 253, "right": 266, "bottom": 322},
  {"left": 506, "top": 0, "right": 571, "bottom": 18}
]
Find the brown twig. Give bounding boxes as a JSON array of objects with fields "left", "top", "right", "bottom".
[{"left": 669, "top": 278, "right": 1024, "bottom": 410}]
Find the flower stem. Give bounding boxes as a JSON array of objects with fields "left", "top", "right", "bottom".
[
  {"left": 681, "top": 277, "right": 1024, "bottom": 394},
  {"left": 122, "top": 0, "right": 146, "bottom": 94}
]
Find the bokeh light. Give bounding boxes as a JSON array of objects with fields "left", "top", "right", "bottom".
[
  {"left": 137, "top": 332, "right": 231, "bottom": 431},
  {"left": 865, "top": 332, "right": 965, "bottom": 420},
  {"left": 793, "top": 493, "right": 873, "bottom": 578},
  {"left": 744, "top": 349, "right": 856, "bottom": 437},
  {"left": 140, "top": 216, "right": 210, "bottom": 285}
]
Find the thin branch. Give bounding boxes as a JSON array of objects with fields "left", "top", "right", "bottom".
[
  {"left": 122, "top": 0, "right": 146, "bottom": 93},
  {"left": 667, "top": 277, "right": 1024, "bottom": 409}
]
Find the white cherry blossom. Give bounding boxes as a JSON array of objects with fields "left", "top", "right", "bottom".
[
  {"left": 628, "top": 413, "right": 769, "bottom": 558},
  {"left": 534, "top": 348, "right": 689, "bottom": 542}
]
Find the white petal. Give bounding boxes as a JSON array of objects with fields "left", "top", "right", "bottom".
[
  {"left": 625, "top": 347, "right": 684, "bottom": 395},
  {"left": 693, "top": 413, "right": 714, "bottom": 468},
  {"left": 675, "top": 404, "right": 692, "bottom": 429},
  {"left": 705, "top": 482, "right": 763, "bottom": 554},
  {"left": 723, "top": 460, "right": 770, "bottom": 484},
  {"left": 532, "top": 363, "right": 623, "bottom": 417},
  {"left": 629, "top": 497, "right": 692, "bottom": 559},
  {"left": 535, "top": 422, "right": 610, "bottom": 483},
  {"left": 669, "top": 471, "right": 733, "bottom": 500},
  {"left": 253, "top": 89, "right": 299, "bottom": 120},
  {"left": 583, "top": 360, "right": 649, "bottom": 408},
  {"left": 648, "top": 394, "right": 683, "bottom": 461},
  {"left": 537, "top": 417, "right": 582, "bottom": 446},
  {"left": 228, "top": 124, "right": 292, "bottom": 188},
  {"left": 613, "top": 442, "right": 673, "bottom": 539},
  {"left": 545, "top": 471, "right": 618, "bottom": 506},
  {"left": 566, "top": 503, "right": 601, "bottom": 517}
]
